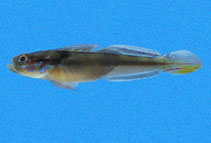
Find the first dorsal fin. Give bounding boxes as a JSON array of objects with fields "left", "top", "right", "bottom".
[
  {"left": 97, "top": 45, "right": 161, "bottom": 57},
  {"left": 57, "top": 44, "right": 99, "bottom": 52}
]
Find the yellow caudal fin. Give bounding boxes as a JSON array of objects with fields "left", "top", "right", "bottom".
[{"left": 163, "top": 50, "right": 202, "bottom": 74}]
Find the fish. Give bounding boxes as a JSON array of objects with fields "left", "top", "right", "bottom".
[{"left": 8, "top": 44, "right": 202, "bottom": 90}]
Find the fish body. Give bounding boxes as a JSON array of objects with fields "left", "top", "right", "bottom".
[{"left": 8, "top": 44, "right": 202, "bottom": 90}]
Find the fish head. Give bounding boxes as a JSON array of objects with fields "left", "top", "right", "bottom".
[{"left": 8, "top": 53, "right": 49, "bottom": 78}]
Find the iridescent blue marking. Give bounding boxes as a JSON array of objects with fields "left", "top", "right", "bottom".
[
  {"left": 21, "top": 64, "right": 35, "bottom": 69},
  {"left": 27, "top": 68, "right": 36, "bottom": 72},
  {"left": 39, "top": 61, "right": 43, "bottom": 67},
  {"left": 40, "top": 65, "right": 47, "bottom": 73}
]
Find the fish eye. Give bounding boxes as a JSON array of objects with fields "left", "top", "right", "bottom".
[{"left": 18, "top": 55, "right": 28, "bottom": 63}]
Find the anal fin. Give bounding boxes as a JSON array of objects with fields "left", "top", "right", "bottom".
[{"left": 104, "top": 70, "right": 160, "bottom": 81}]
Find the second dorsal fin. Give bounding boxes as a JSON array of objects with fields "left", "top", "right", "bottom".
[{"left": 97, "top": 45, "right": 161, "bottom": 57}]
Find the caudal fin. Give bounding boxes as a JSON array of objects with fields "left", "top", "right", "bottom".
[{"left": 163, "top": 50, "right": 202, "bottom": 74}]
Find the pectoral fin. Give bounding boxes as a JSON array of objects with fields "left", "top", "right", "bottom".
[{"left": 50, "top": 80, "right": 78, "bottom": 90}]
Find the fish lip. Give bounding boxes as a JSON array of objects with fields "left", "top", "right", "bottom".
[{"left": 8, "top": 63, "right": 18, "bottom": 73}]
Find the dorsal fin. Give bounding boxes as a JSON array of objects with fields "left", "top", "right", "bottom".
[
  {"left": 57, "top": 44, "right": 99, "bottom": 52},
  {"left": 97, "top": 45, "right": 161, "bottom": 57},
  {"left": 97, "top": 46, "right": 120, "bottom": 55}
]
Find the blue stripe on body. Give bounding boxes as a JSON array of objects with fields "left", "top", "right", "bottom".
[{"left": 40, "top": 65, "right": 47, "bottom": 73}]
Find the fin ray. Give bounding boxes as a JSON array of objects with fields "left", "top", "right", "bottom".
[
  {"left": 103, "top": 65, "right": 161, "bottom": 81},
  {"left": 163, "top": 50, "right": 202, "bottom": 74},
  {"left": 97, "top": 45, "right": 161, "bottom": 57},
  {"left": 104, "top": 70, "right": 160, "bottom": 81}
]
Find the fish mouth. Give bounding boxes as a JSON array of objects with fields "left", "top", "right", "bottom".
[{"left": 8, "top": 63, "right": 18, "bottom": 73}]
